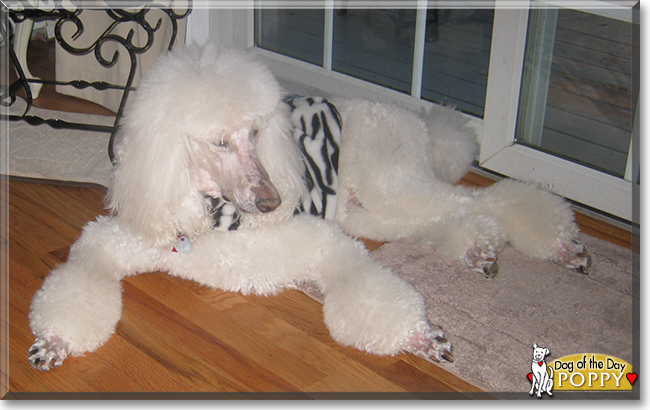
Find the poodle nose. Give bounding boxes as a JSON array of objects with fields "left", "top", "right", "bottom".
[
  {"left": 255, "top": 195, "right": 281, "bottom": 213},
  {"left": 252, "top": 182, "right": 281, "bottom": 213}
]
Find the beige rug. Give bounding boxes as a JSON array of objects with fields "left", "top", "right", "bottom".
[
  {"left": 296, "top": 234, "right": 635, "bottom": 394},
  {"left": 5, "top": 104, "right": 114, "bottom": 188},
  {"left": 4, "top": 111, "right": 637, "bottom": 395}
]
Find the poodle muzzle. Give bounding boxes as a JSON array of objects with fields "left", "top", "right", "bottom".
[{"left": 185, "top": 133, "right": 282, "bottom": 214}]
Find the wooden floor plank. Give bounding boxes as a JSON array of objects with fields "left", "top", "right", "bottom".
[
  {"left": 119, "top": 283, "right": 284, "bottom": 392},
  {"left": 574, "top": 212, "right": 632, "bottom": 249},
  {"left": 10, "top": 181, "right": 108, "bottom": 228},
  {"left": 135, "top": 274, "right": 407, "bottom": 392},
  {"left": 9, "top": 201, "right": 77, "bottom": 257},
  {"left": 123, "top": 274, "right": 325, "bottom": 391}
]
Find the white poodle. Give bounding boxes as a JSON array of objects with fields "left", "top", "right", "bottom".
[{"left": 28, "top": 45, "right": 590, "bottom": 371}]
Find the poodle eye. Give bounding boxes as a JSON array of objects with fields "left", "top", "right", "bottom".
[
  {"left": 211, "top": 140, "right": 229, "bottom": 150},
  {"left": 250, "top": 128, "right": 259, "bottom": 139}
]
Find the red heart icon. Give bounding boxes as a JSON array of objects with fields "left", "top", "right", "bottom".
[
  {"left": 626, "top": 373, "right": 637, "bottom": 385},
  {"left": 528, "top": 373, "right": 533, "bottom": 382}
]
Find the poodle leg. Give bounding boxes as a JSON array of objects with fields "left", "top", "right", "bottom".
[
  {"left": 405, "top": 323, "right": 454, "bottom": 363},
  {"left": 30, "top": 214, "right": 454, "bottom": 367},
  {"left": 552, "top": 238, "right": 592, "bottom": 274},
  {"left": 435, "top": 214, "right": 506, "bottom": 278},
  {"left": 334, "top": 99, "right": 501, "bottom": 275},
  {"left": 340, "top": 177, "right": 590, "bottom": 274},
  {"left": 28, "top": 253, "right": 123, "bottom": 370},
  {"left": 465, "top": 240, "right": 501, "bottom": 278},
  {"left": 28, "top": 336, "right": 70, "bottom": 371},
  {"left": 321, "top": 260, "right": 454, "bottom": 362},
  {"left": 28, "top": 263, "right": 123, "bottom": 370},
  {"left": 316, "top": 231, "right": 454, "bottom": 362},
  {"left": 170, "top": 216, "right": 454, "bottom": 363},
  {"left": 338, "top": 184, "right": 507, "bottom": 277},
  {"left": 481, "top": 179, "right": 591, "bottom": 273},
  {"left": 28, "top": 216, "right": 157, "bottom": 370}
]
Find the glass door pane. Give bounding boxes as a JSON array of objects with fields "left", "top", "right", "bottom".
[
  {"left": 422, "top": 9, "right": 494, "bottom": 117},
  {"left": 332, "top": 9, "right": 416, "bottom": 95},
  {"left": 255, "top": 9, "right": 325, "bottom": 66},
  {"left": 515, "top": 7, "right": 637, "bottom": 178}
]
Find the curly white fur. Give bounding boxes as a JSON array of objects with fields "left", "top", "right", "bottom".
[{"left": 28, "top": 44, "right": 590, "bottom": 371}]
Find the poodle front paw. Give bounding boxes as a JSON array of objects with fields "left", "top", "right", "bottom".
[
  {"left": 465, "top": 243, "right": 499, "bottom": 278},
  {"left": 405, "top": 323, "right": 454, "bottom": 363},
  {"left": 553, "top": 238, "right": 592, "bottom": 275},
  {"left": 28, "top": 336, "right": 70, "bottom": 371}
]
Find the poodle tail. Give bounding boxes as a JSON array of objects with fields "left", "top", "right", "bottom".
[{"left": 423, "top": 104, "right": 479, "bottom": 184}]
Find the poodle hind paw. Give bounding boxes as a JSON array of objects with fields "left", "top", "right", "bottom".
[
  {"left": 465, "top": 243, "right": 499, "bottom": 278},
  {"left": 554, "top": 238, "right": 592, "bottom": 275},
  {"left": 28, "top": 336, "right": 70, "bottom": 371},
  {"left": 405, "top": 323, "right": 454, "bottom": 363}
]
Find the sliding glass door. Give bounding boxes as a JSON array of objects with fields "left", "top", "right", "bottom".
[
  {"left": 216, "top": 0, "right": 638, "bottom": 222},
  {"left": 515, "top": 7, "right": 636, "bottom": 179},
  {"left": 481, "top": 1, "right": 637, "bottom": 221}
]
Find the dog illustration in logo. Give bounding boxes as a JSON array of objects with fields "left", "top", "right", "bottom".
[{"left": 529, "top": 343, "right": 554, "bottom": 397}]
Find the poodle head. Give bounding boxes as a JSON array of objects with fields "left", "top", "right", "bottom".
[{"left": 107, "top": 45, "right": 302, "bottom": 246}]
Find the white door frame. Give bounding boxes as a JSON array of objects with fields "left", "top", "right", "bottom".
[{"left": 480, "top": 2, "right": 634, "bottom": 221}]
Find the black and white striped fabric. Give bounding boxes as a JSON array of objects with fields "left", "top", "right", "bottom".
[
  {"left": 285, "top": 95, "right": 341, "bottom": 220},
  {"left": 206, "top": 95, "right": 342, "bottom": 230},
  {"left": 206, "top": 195, "right": 242, "bottom": 231}
]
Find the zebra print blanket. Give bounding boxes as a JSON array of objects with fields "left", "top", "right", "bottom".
[{"left": 208, "top": 95, "right": 342, "bottom": 231}]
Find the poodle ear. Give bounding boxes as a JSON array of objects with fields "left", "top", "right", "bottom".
[
  {"left": 533, "top": 343, "right": 538, "bottom": 349},
  {"left": 106, "top": 118, "right": 212, "bottom": 246}
]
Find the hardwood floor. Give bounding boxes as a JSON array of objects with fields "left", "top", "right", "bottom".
[{"left": 3, "top": 180, "right": 486, "bottom": 397}]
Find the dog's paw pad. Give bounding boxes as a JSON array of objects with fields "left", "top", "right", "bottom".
[
  {"left": 28, "top": 336, "right": 70, "bottom": 371},
  {"left": 465, "top": 244, "right": 499, "bottom": 278},
  {"left": 554, "top": 239, "right": 592, "bottom": 274},
  {"left": 404, "top": 323, "right": 454, "bottom": 363}
]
